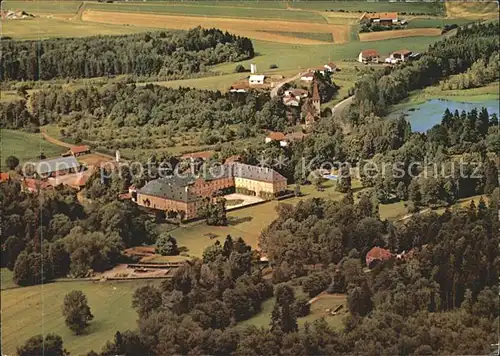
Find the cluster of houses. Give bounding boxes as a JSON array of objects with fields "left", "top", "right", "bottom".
[
  {"left": 359, "top": 12, "right": 406, "bottom": 27},
  {"left": 358, "top": 48, "right": 421, "bottom": 64}
]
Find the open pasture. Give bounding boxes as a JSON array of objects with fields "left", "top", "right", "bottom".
[
  {"left": 406, "top": 17, "right": 477, "bottom": 29},
  {"left": 1, "top": 279, "right": 160, "bottom": 355},
  {"left": 86, "top": 2, "right": 325, "bottom": 23},
  {"left": 82, "top": 9, "right": 350, "bottom": 44},
  {"left": 445, "top": 1, "right": 498, "bottom": 19},
  {"left": 1, "top": 129, "right": 67, "bottom": 170},
  {"left": 2, "top": 17, "right": 152, "bottom": 40},
  {"left": 289, "top": 1, "right": 445, "bottom": 16},
  {"left": 3, "top": 0, "right": 82, "bottom": 15}
]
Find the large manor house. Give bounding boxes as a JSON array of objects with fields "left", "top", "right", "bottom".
[{"left": 131, "top": 163, "right": 287, "bottom": 220}]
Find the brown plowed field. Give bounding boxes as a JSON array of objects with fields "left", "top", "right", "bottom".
[
  {"left": 359, "top": 28, "right": 442, "bottom": 42},
  {"left": 82, "top": 10, "right": 350, "bottom": 44}
]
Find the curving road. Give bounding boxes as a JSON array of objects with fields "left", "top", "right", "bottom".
[{"left": 270, "top": 72, "right": 304, "bottom": 98}]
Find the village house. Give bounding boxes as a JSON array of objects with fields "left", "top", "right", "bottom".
[
  {"left": 265, "top": 131, "right": 307, "bottom": 146},
  {"left": 0, "top": 173, "right": 10, "bottom": 183},
  {"left": 365, "top": 246, "right": 393, "bottom": 268},
  {"left": 29, "top": 156, "right": 81, "bottom": 178},
  {"left": 21, "top": 178, "right": 54, "bottom": 193},
  {"left": 67, "top": 145, "right": 90, "bottom": 157},
  {"left": 283, "top": 95, "right": 300, "bottom": 107},
  {"left": 249, "top": 74, "right": 265, "bottom": 86},
  {"left": 284, "top": 88, "right": 308, "bottom": 99},
  {"left": 180, "top": 151, "right": 214, "bottom": 162},
  {"left": 265, "top": 131, "right": 288, "bottom": 146},
  {"left": 386, "top": 49, "right": 413, "bottom": 64},
  {"left": 229, "top": 83, "right": 248, "bottom": 93},
  {"left": 300, "top": 72, "right": 314, "bottom": 82},
  {"left": 133, "top": 163, "right": 287, "bottom": 220},
  {"left": 358, "top": 49, "right": 380, "bottom": 64},
  {"left": 359, "top": 12, "right": 399, "bottom": 26},
  {"left": 323, "top": 62, "right": 337, "bottom": 72}
]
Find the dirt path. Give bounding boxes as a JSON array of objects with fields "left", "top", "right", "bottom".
[{"left": 41, "top": 128, "right": 75, "bottom": 149}]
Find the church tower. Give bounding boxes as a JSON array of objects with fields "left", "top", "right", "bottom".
[{"left": 311, "top": 79, "right": 321, "bottom": 116}]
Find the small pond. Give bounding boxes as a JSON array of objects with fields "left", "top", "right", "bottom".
[{"left": 388, "top": 99, "right": 499, "bottom": 132}]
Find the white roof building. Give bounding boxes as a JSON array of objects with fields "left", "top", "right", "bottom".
[{"left": 249, "top": 75, "right": 265, "bottom": 85}]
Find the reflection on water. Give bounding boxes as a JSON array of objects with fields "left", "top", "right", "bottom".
[{"left": 389, "top": 99, "right": 499, "bottom": 132}]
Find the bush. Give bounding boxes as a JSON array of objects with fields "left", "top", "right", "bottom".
[
  {"left": 235, "top": 64, "right": 246, "bottom": 73},
  {"left": 155, "top": 234, "right": 179, "bottom": 256},
  {"left": 269, "top": 64, "right": 278, "bottom": 69},
  {"left": 294, "top": 295, "right": 311, "bottom": 317}
]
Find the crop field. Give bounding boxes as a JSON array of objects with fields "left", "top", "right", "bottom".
[
  {"left": 1, "top": 279, "right": 161, "bottom": 355},
  {"left": 3, "top": 0, "right": 82, "bottom": 15},
  {"left": 0, "top": 129, "right": 67, "bottom": 170},
  {"left": 82, "top": 9, "right": 350, "bottom": 44},
  {"left": 445, "top": 1, "right": 499, "bottom": 19},
  {"left": 289, "top": 1, "right": 445, "bottom": 16},
  {"left": 2, "top": 17, "right": 153, "bottom": 40},
  {"left": 262, "top": 30, "right": 334, "bottom": 43},
  {"left": 86, "top": 2, "right": 326, "bottom": 23},
  {"left": 358, "top": 28, "right": 442, "bottom": 41},
  {"left": 406, "top": 17, "right": 477, "bottom": 29}
]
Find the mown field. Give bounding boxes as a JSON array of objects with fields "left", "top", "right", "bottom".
[
  {"left": 3, "top": 0, "right": 82, "bottom": 15},
  {"left": 406, "top": 17, "right": 477, "bottom": 29},
  {"left": 289, "top": 1, "right": 445, "bottom": 16},
  {"left": 1, "top": 279, "right": 161, "bottom": 355},
  {"left": 0, "top": 129, "right": 67, "bottom": 170},
  {"left": 2, "top": 17, "right": 154, "bottom": 39},
  {"left": 86, "top": 2, "right": 326, "bottom": 22},
  {"left": 240, "top": 288, "right": 347, "bottom": 330}
]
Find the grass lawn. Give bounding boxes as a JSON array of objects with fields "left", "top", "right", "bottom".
[
  {"left": 379, "top": 201, "right": 407, "bottom": 221},
  {"left": 2, "top": 17, "right": 153, "bottom": 40},
  {"left": 86, "top": 2, "right": 326, "bottom": 23},
  {"left": 240, "top": 290, "right": 347, "bottom": 330},
  {"left": 1, "top": 268, "right": 17, "bottom": 290},
  {"left": 290, "top": 1, "right": 445, "bottom": 16},
  {"left": 1, "top": 279, "right": 161, "bottom": 355},
  {"left": 158, "top": 180, "right": 356, "bottom": 259},
  {"left": 214, "top": 36, "right": 441, "bottom": 75},
  {"left": 0, "top": 129, "right": 67, "bottom": 170}
]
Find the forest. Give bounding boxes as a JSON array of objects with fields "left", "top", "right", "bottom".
[
  {"left": 0, "top": 27, "right": 254, "bottom": 81},
  {"left": 0, "top": 180, "right": 157, "bottom": 284},
  {"left": 0, "top": 84, "right": 289, "bottom": 150},
  {"left": 350, "top": 23, "right": 499, "bottom": 118},
  {"left": 19, "top": 191, "right": 499, "bottom": 355}
]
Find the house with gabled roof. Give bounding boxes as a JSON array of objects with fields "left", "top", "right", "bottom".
[
  {"left": 358, "top": 49, "right": 380, "bottom": 64},
  {"left": 360, "top": 12, "right": 399, "bottom": 26}
]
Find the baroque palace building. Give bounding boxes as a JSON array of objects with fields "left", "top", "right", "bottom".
[{"left": 131, "top": 163, "right": 287, "bottom": 220}]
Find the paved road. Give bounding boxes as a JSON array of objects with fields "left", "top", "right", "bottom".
[
  {"left": 333, "top": 95, "right": 354, "bottom": 119},
  {"left": 270, "top": 72, "right": 304, "bottom": 98}
]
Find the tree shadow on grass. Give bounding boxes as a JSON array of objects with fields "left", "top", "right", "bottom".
[{"left": 227, "top": 216, "right": 253, "bottom": 226}]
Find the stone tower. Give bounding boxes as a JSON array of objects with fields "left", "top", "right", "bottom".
[{"left": 311, "top": 79, "right": 321, "bottom": 116}]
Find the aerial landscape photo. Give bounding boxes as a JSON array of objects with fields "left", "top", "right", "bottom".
[{"left": 0, "top": 0, "right": 499, "bottom": 355}]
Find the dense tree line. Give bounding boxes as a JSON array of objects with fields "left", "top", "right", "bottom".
[
  {"left": 351, "top": 23, "right": 499, "bottom": 118},
  {"left": 0, "top": 180, "right": 157, "bottom": 285},
  {"left": 1, "top": 27, "right": 254, "bottom": 81},
  {"left": 68, "top": 194, "right": 499, "bottom": 356},
  {"left": 441, "top": 51, "right": 500, "bottom": 90},
  {"left": 1, "top": 84, "right": 290, "bottom": 150}
]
